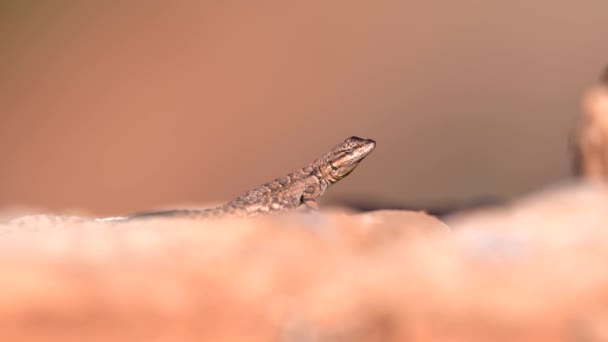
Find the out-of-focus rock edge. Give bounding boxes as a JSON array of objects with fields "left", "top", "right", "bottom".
[{"left": 1, "top": 181, "right": 608, "bottom": 341}]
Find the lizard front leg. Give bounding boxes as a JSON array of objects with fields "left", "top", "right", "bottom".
[
  {"left": 301, "top": 178, "right": 327, "bottom": 210},
  {"left": 302, "top": 193, "right": 319, "bottom": 210}
]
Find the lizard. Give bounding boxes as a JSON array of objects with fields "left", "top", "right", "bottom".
[
  {"left": 122, "top": 136, "right": 376, "bottom": 220},
  {"left": 5, "top": 136, "right": 375, "bottom": 226}
]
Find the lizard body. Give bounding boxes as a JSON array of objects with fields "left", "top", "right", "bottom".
[
  {"left": 126, "top": 136, "right": 375, "bottom": 219},
  {"left": 6, "top": 136, "right": 375, "bottom": 226}
]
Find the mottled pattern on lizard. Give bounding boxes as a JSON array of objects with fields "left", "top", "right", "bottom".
[
  {"left": 125, "top": 136, "right": 376, "bottom": 220},
  {"left": 5, "top": 136, "right": 375, "bottom": 226}
]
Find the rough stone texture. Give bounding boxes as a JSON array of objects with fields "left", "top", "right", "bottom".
[{"left": 2, "top": 183, "right": 608, "bottom": 341}]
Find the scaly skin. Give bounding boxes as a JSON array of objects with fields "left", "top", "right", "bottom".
[
  {"left": 7, "top": 136, "right": 376, "bottom": 226},
  {"left": 126, "top": 136, "right": 376, "bottom": 219}
]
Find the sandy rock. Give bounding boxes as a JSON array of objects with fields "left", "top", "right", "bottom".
[{"left": 1, "top": 186, "right": 608, "bottom": 341}]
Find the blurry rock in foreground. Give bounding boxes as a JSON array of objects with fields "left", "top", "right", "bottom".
[{"left": 2, "top": 184, "right": 608, "bottom": 341}]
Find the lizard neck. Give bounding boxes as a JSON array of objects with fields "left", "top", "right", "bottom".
[
  {"left": 311, "top": 160, "right": 339, "bottom": 184},
  {"left": 310, "top": 163, "right": 336, "bottom": 188}
]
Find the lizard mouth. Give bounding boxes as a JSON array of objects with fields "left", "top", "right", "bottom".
[
  {"left": 360, "top": 139, "right": 376, "bottom": 157},
  {"left": 352, "top": 140, "right": 376, "bottom": 163}
]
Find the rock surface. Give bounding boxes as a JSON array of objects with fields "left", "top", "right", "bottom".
[{"left": 2, "top": 183, "right": 608, "bottom": 341}]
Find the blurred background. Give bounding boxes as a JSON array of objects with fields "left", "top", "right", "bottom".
[{"left": 1, "top": 1, "right": 607, "bottom": 216}]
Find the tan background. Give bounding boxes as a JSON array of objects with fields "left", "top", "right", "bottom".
[{"left": 1, "top": 1, "right": 607, "bottom": 215}]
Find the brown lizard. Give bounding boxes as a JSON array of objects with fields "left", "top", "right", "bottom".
[
  {"left": 124, "top": 136, "right": 376, "bottom": 220},
  {"left": 6, "top": 136, "right": 375, "bottom": 226}
]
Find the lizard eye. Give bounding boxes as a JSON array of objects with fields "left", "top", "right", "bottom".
[{"left": 329, "top": 163, "right": 338, "bottom": 171}]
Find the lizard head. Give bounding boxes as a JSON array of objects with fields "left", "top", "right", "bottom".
[{"left": 321, "top": 136, "right": 376, "bottom": 183}]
